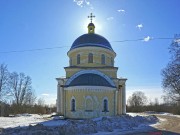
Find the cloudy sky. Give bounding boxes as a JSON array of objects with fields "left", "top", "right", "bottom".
[{"left": 0, "top": 0, "right": 180, "bottom": 104}]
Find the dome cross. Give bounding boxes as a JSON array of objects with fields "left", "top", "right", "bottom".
[{"left": 88, "top": 13, "right": 95, "bottom": 23}]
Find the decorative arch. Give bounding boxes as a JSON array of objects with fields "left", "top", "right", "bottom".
[
  {"left": 65, "top": 70, "right": 116, "bottom": 87},
  {"left": 85, "top": 96, "right": 93, "bottom": 111}
]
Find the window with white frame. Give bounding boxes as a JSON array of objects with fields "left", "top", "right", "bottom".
[
  {"left": 77, "top": 54, "right": 80, "bottom": 64},
  {"left": 111, "top": 57, "right": 114, "bottom": 66},
  {"left": 70, "top": 57, "right": 72, "bottom": 66},
  {"left": 88, "top": 53, "right": 93, "bottom": 63},
  {"left": 103, "top": 99, "right": 108, "bottom": 112},
  {"left": 101, "top": 54, "right": 105, "bottom": 65},
  {"left": 71, "top": 99, "right": 75, "bottom": 111}
]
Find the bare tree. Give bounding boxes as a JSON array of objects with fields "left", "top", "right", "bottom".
[
  {"left": 37, "top": 97, "right": 45, "bottom": 107},
  {"left": 162, "top": 34, "right": 180, "bottom": 103},
  {"left": 9, "top": 72, "right": 34, "bottom": 106},
  {"left": 24, "top": 90, "right": 36, "bottom": 105},
  {"left": 128, "top": 91, "right": 147, "bottom": 107},
  {"left": 0, "top": 64, "right": 10, "bottom": 102}
]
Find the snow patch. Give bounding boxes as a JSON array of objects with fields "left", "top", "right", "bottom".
[
  {"left": 144, "top": 111, "right": 180, "bottom": 118},
  {"left": 0, "top": 114, "right": 159, "bottom": 135}
]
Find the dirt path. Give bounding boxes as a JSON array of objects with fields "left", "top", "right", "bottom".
[
  {"left": 154, "top": 114, "right": 180, "bottom": 134},
  {"left": 126, "top": 114, "right": 180, "bottom": 135}
]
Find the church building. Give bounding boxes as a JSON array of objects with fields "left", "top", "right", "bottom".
[{"left": 56, "top": 13, "right": 127, "bottom": 119}]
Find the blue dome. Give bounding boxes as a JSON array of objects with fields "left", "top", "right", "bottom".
[
  {"left": 66, "top": 73, "right": 115, "bottom": 88},
  {"left": 70, "top": 34, "right": 113, "bottom": 51},
  {"left": 88, "top": 23, "right": 95, "bottom": 27}
]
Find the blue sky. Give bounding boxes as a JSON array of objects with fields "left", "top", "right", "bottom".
[{"left": 0, "top": 0, "right": 180, "bottom": 104}]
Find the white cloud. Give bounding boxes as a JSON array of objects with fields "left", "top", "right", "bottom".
[
  {"left": 136, "top": 24, "right": 143, "bottom": 30},
  {"left": 107, "top": 17, "right": 114, "bottom": 21},
  {"left": 117, "top": 9, "right": 125, "bottom": 13},
  {"left": 85, "top": 0, "right": 90, "bottom": 5},
  {"left": 143, "top": 36, "right": 152, "bottom": 42},
  {"left": 41, "top": 93, "right": 49, "bottom": 96},
  {"left": 74, "top": 0, "right": 83, "bottom": 7},
  {"left": 6, "top": 93, "right": 12, "bottom": 96},
  {"left": 38, "top": 93, "right": 56, "bottom": 105},
  {"left": 73, "top": 0, "right": 93, "bottom": 9}
]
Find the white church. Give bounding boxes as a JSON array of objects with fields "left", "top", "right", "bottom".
[{"left": 56, "top": 13, "right": 127, "bottom": 119}]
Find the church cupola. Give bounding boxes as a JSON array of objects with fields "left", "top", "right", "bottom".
[
  {"left": 67, "top": 13, "right": 116, "bottom": 67},
  {"left": 88, "top": 23, "right": 95, "bottom": 34},
  {"left": 88, "top": 13, "right": 95, "bottom": 34}
]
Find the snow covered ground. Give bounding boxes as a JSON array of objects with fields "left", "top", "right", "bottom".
[
  {"left": 0, "top": 114, "right": 47, "bottom": 128},
  {"left": 0, "top": 113, "right": 160, "bottom": 135},
  {"left": 0, "top": 112, "right": 179, "bottom": 134}
]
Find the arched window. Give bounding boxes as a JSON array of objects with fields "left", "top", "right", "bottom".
[
  {"left": 71, "top": 99, "right": 75, "bottom": 111},
  {"left": 88, "top": 53, "right": 93, "bottom": 63},
  {"left": 103, "top": 99, "right": 108, "bottom": 112},
  {"left": 101, "top": 54, "right": 105, "bottom": 65},
  {"left": 111, "top": 57, "right": 114, "bottom": 66},
  {"left": 77, "top": 54, "right": 80, "bottom": 64},
  {"left": 70, "top": 57, "right": 72, "bottom": 66}
]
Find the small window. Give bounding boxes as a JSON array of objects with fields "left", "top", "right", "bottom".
[
  {"left": 111, "top": 57, "right": 114, "bottom": 66},
  {"left": 77, "top": 54, "right": 80, "bottom": 64},
  {"left": 101, "top": 54, "right": 105, "bottom": 65},
  {"left": 71, "top": 99, "right": 75, "bottom": 111},
  {"left": 70, "top": 58, "right": 72, "bottom": 66},
  {"left": 103, "top": 99, "right": 108, "bottom": 112},
  {"left": 88, "top": 53, "right": 93, "bottom": 63}
]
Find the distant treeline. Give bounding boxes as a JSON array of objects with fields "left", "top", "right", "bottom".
[
  {"left": 127, "top": 104, "right": 180, "bottom": 115},
  {"left": 0, "top": 103, "right": 56, "bottom": 116}
]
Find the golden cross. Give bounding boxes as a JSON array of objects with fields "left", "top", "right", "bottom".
[{"left": 88, "top": 13, "right": 95, "bottom": 23}]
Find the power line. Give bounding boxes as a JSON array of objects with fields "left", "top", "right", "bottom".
[
  {"left": 0, "top": 46, "right": 70, "bottom": 54},
  {"left": 112, "top": 38, "right": 144, "bottom": 42},
  {"left": 112, "top": 37, "right": 174, "bottom": 42},
  {"left": 0, "top": 37, "right": 174, "bottom": 54}
]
